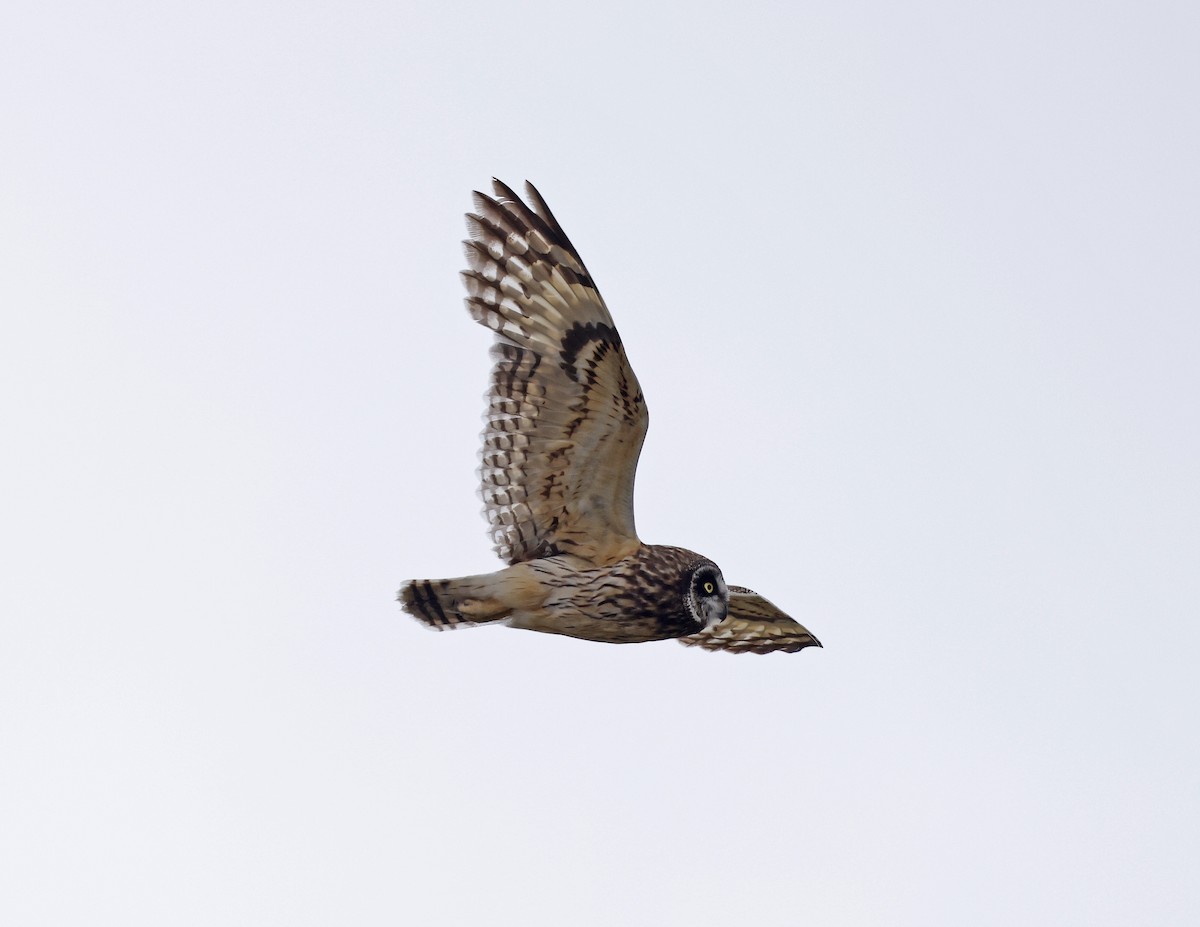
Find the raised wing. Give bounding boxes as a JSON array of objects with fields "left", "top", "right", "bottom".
[
  {"left": 463, "top": 180, "right": 648, "bottom": 566},
  {"left": 678, "top": 586, "right": 822, "bottom": 654}
]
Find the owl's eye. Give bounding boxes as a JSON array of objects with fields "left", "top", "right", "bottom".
[{"left": 703, "top": 581, "right": 715, "bottom": 594}]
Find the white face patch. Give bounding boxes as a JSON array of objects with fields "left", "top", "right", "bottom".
[{"left": 702, "top": 599, "right": 724, "bottom": 630}]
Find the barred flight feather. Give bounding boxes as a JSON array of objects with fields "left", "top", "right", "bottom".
[{"left": 467, "top": 180, "right": 646, "bottom": 566}]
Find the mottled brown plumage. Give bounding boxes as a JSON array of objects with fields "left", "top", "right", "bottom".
[{"left": 398, "top": 180, "right": 821, "bottom": 654}]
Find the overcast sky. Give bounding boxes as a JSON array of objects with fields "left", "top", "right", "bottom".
[{"left": 2, "top": 1, "right": 1198, "bottom": 925}]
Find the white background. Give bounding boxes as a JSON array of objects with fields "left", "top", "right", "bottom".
[{"left": 2, "top": 2, "right": 1197, "bottom": 924}]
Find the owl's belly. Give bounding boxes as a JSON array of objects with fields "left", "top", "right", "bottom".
[{"left": 506, "top": 608, "right": 696, "bottom": 644}]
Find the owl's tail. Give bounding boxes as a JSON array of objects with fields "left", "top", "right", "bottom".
[{"left": 398, "top": 574, "right": 515, "bottom": 631}]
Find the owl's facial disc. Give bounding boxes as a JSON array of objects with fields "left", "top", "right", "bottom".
[{"left": 689, "top": 565, "right": 729, "bottom": 629}]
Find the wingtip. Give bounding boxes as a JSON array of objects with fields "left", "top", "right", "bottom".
[{"left": 491, "top": 177, "right": 522, "bottom": 203}]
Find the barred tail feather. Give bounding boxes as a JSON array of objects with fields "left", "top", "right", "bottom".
[{"left": 398, "top": 576, "right": 513, "bottom": 631}]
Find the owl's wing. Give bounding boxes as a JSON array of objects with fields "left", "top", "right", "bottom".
[
  {"left": 463, "top": 179, "right": 648, "bottom": 567},
  {"left": 678, "top": 586, "right": 822, "bottom": 654}
]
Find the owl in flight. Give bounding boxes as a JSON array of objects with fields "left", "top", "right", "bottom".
[{"left": 398, "top": 180, "right": 821, "bottom": 654}]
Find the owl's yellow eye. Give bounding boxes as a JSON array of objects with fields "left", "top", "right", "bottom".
[{"left": 703, "top": 581, "right": 715, "bottom": 594}]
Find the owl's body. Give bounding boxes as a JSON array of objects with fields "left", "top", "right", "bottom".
[
  {"left": 398, "top": 180, "right": 821, "bottom": 654},
  {"left": 403, "top": 545, "right": 723, "bottom": 644}
]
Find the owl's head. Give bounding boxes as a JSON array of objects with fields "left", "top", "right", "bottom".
[{"left": 686, "top": 563, "right": 729, "bottom": 630}]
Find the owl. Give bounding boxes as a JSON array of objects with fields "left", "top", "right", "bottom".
[{"left": 398, "top": 180, "right": 821, "bottom": 654}]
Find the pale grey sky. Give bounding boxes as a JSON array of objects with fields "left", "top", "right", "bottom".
[{"left": 2, "top": 1, "right": 1198, "bottom": 924}]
